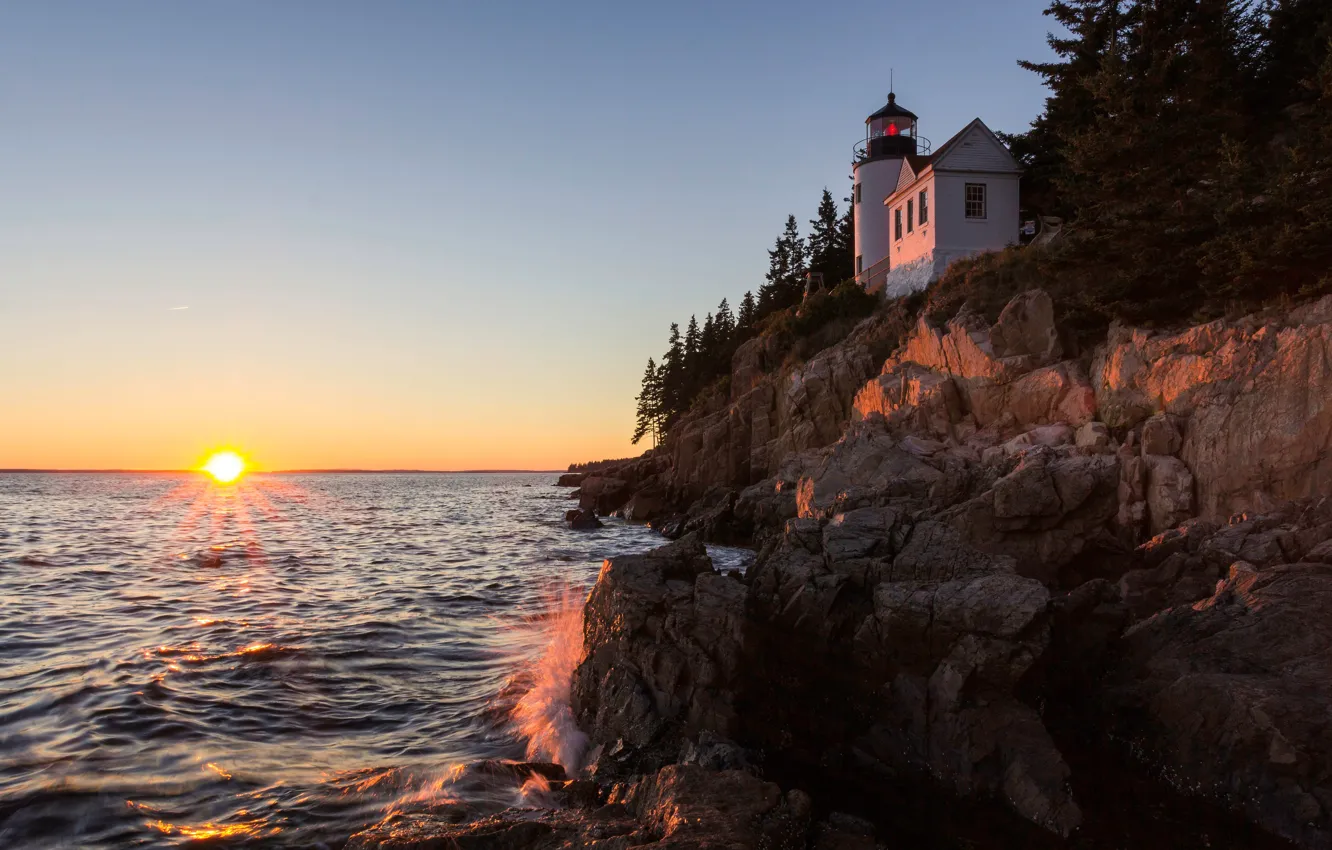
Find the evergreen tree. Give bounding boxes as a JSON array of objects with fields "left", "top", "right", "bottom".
[
  {"left": 1056, "top": 0, "right": 1261, "bottom": 316},
  {"left": 737, "top": 291, "right": 757, "bottom": 332},
  {"left": 631, "top": 358, "right": 663, "bottom": 446},
  {"left": 700, "top": 312, "right": 717, "bottom": 368},
  {"left": 714, "top": 298, "right": 735, "bottom": 341},
  {"left": 806, "top": 188, "right": 842, "bottom": 289},
  {"left": 660, "top": 322, "right": 686, "bottom": 425},
  {"left": 759, "top": 215, "right": 807, "bottom": 314},
  {"left": 683, "top": 315, "right": 702, "bottom": 398},
  {"left": 1006, "top": 0, "right": 1133, "bottom": 217},
  {"left": 835, "top": 195, "right": 855, "bottom": 284}
]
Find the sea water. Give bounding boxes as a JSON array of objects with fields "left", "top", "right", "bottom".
[{"left": 0, "top": 472, "right": 749, "bottom": 848}]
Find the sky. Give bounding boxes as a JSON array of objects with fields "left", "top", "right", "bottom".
[{"left": 0, "top": 0, "right": 1058, "bottom": 471}]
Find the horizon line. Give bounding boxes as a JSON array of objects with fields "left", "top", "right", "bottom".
[{"left": 0, "top": 468, "right": 565, "bottom": 475}]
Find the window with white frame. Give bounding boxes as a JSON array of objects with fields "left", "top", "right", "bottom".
[
  {"left": 919, "top": 189, "right": 928, "bottom": 225},
  {"left": 907, "top": 199, "right": 914, "bottom": 233},
  {"left": 894, "top": 207, "right": 902, "bottom": 240},
  {"left": 964, "top": 183, "right": 987, "bottom": 219},
  {"left": 854, "top": 183, "right": 861, "bottom": 205}
]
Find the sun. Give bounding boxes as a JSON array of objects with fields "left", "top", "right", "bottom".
[{"left": 201, "top": 451, "right": 247, "bottom": 484}]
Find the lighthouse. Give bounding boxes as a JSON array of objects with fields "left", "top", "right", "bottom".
[{"left": 852, "top": 92, "right": 921, "bottom": 290}]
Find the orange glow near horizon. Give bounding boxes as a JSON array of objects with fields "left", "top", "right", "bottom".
[{"left": 201, "top": 451, "right": 247, "bottom": 484}]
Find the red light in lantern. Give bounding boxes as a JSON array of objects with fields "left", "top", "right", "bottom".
[{"left": 887, "top": 123, "right": 899, "bottom": 136}]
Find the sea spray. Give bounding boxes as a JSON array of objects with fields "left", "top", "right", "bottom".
[{"left": 509, "top": 585, "right": 590, "bottom": 773}]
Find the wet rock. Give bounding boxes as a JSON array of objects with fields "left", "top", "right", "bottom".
[
  {"left": 620, "top": 487, "right": 666, "bottom": 523},
  {"left": 613, "top": 765, "right": 809, "bottom": 850},
  {"left": 576, "top": 477, "right": 630, "bottom": 514},
  {"left": 572, "top": 536, "right": 744, "bottom": 774},
  {"left": 565, "top": 509, "right": 602, "bottom": 530}
]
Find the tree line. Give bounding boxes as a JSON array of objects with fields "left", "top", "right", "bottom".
[
  {"left": 631, "top": 188, "right": 855, "bottom": 446},
  {"left": 1001, "top": 0, "right": 1332, "bottom": 325}
]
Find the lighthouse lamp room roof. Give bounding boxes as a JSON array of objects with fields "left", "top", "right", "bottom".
[
  {"left": 852, "top": 90, "right": 1021, "bottom": 299},
  {"left": 864, "top": 93, "right": 922, "bottom": 159}
]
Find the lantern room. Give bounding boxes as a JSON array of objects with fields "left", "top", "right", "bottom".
[{"left": 865, "top": 92, "right": 919, "bottom": 159}]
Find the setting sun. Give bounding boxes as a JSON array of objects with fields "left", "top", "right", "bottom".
[{"left": 201, "top": 451, "right": 247, "bottom": 484}]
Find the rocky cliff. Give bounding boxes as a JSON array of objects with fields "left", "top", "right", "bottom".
[{"left": 559, "top": 290, "right": 1332, "bottom": 849}]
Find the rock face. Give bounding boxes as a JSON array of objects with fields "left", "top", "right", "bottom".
[
  {"left": 571, "top": 536, "right": 746, "bottom": 773},
  {"left": 1093, "top": 301, "right": 1332, "bottom": 518},
  {"left": 347, "top": 762, "right": 808, "bottom": 850},
  {"left": 570, "top": 529, "right": 1080, "bottom": 834},
  {"left": 560, "top": 289, "right": 1332, "bottom": 848},
  {"left": 1105, "top": 502, "right": 1332, "bottom": 850},
  {"left": 746, "top": 513, "right": 1081, "bottom": 836}
]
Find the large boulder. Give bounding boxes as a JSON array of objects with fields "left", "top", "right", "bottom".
[{"left": 571, "top": 536, "right": 746, "bottom": 774}]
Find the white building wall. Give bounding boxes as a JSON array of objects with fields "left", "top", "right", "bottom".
[
  {"left": 852, "top": 156, "right": 902, "bottom": 279},
  {"left": 886, "top": 174, "right": 937, "bottom": 271},
  {"left": 932, "top": 171, "right": 1021, "bottom": 255},
  {"left": 876, "top": 171, "right": 1021, "bottom": 300}
]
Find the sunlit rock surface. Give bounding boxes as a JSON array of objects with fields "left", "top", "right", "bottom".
[{"left": 563, "top": 289, "right": 1332, "bottom": 847}]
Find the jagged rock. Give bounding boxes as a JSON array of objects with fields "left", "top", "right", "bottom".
[
  {"left": 348, "top": 763, "right": 803, "bottom": 850},
  {"left": 1076, "top": 420, "right": 1111, "bottom": 449},
  {"left": 1093, "top": 299, "right": 1332, "bottom": 518},
  {"left": 1140, "top": 413, "right": 1182, "bottom": 457},
  {"left": 572, "top": 536, "right": 744, "bottom": 773},
  {"left": 989, "top": 288, "right": 1063, "bottom": 364},
  {"left": 577, "top": 476, "right": 631, "bottom": 514},
  {"left": 621, "top": 487, "right": 666, "bottom": 523},
  {"left": 1145, "top": 455, "right": 1195, "bottom": 534},
  {"left": 746, "top": 510, "right": 1082, "bottom": 835},
  {"left": 852, "top": 361, "right": 963, "bottom": 439},
  {"left": 565, "top": 509, "right": 603, "bottom": 530},
  {"left": 1110, "top": 561, "right": 1332, "bottom": 849},
  {"left": 794, "top": 425, "right": 943, "bottom": 520},
  {"left": 556, "top": 472, "right": 586, "bottom": 487},
  {"left": 943, "top": 447, "right": 1122, "bottom": 585},
  {"left": 612, "top": 765, "right": 809, "bottom": 850}
]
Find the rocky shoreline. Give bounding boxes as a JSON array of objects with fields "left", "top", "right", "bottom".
[{"left": 372, "top": 290, "right": 1332, "bottom": 848}]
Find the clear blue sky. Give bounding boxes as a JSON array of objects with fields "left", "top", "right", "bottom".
[{"left": 0, "top": 0, "right": 1057, "bottom": 470}]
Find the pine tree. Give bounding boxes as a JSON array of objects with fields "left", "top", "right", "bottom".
[
  {"left": 700, "top": 312, "right": 717, "bottom": 368},
  {"left": 834, "top": 195, "right": 855, "bottom": 284},
  {"left": 714, "top": 298, "right": 735, "bottom": 341},
  {"left": 660, "top": 322, "right": 686, "bottom": 425},
  {"left": 737, "top": 291, "right": 757, "bottom": 333},
  {"left": 1006, "top": 0, "right": 1133, "bottom": 217},
  {"left": 1056, "top": 0, "right": 1261, "bottom": 317},
  {"left": 806, "top": 188, "right": 842, "bottom": 289},
  {"left": 683, "top": 315, "right": 702, "bottom": 399},
  {"left": 631, "top": 358, "right": 663, "bottom": 446},
  {"left": 759, "top": 215, "right": 807, "bottom": 314}
]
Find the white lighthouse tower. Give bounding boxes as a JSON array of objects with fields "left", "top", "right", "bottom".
[{"left": 852, "top": 92, "right": 922, "bottom": 293}]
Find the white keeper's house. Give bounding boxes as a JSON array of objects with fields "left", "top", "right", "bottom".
[{"left": 851, "top": 92, "right": 1022, "bottom": 297}]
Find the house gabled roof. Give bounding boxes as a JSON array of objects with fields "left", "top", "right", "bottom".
[
  {"left": 930, "top": 118, "right": 1021, "bottom": 174},
  {"left": 882, "top": 118, "right": 1020, "bottom": 207}
]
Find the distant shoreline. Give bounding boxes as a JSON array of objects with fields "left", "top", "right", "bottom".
[{"left": 0, "top": 469, "right": 563, "bottom": 475}]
